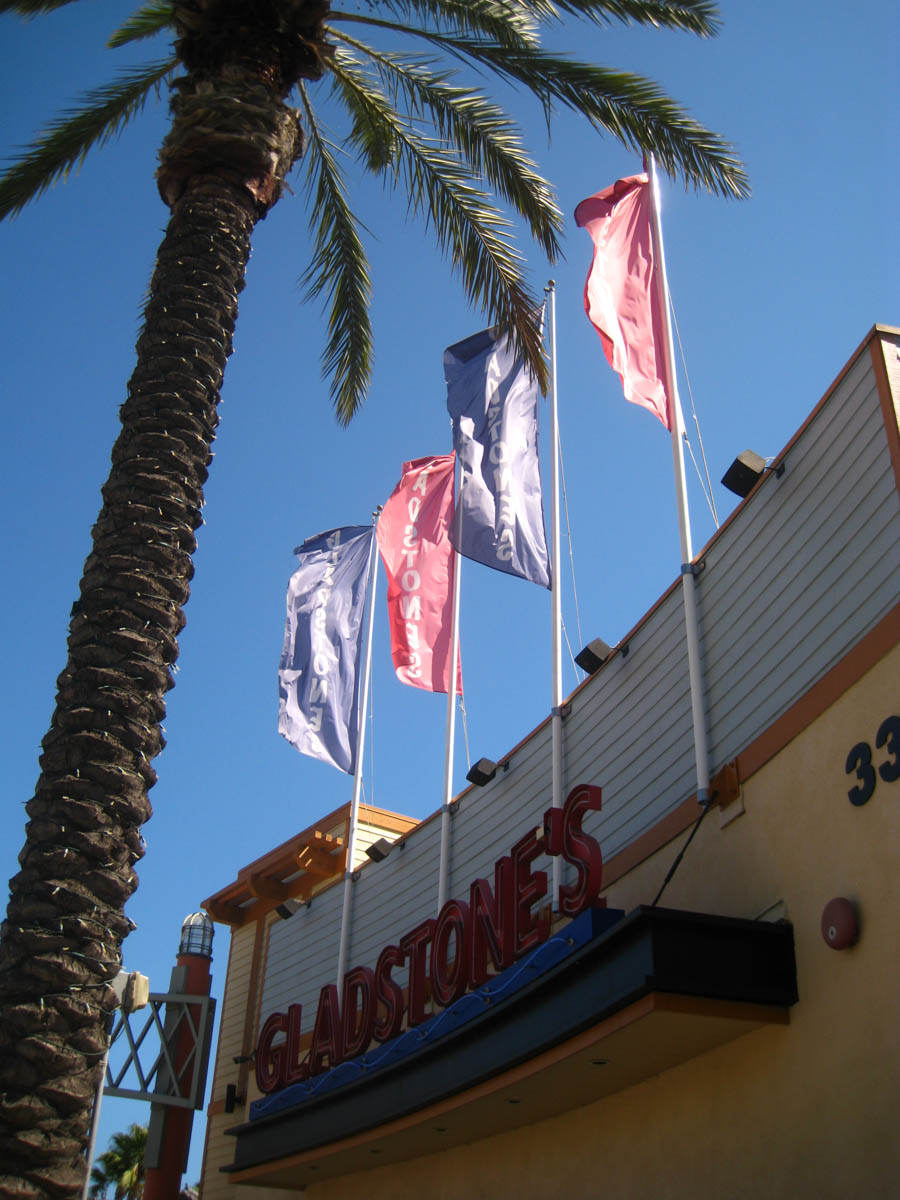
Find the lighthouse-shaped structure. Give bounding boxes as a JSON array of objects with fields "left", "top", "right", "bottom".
[{"left": 144, "top": 911, "right": 214, "bottom": 1199}]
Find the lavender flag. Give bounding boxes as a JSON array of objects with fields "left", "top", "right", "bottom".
[
  {"left": 278, "top": 526, "right": 373, "bottom": 774},
  {"left": 444, "top": 328, "right": 551, "bottom": 588}
]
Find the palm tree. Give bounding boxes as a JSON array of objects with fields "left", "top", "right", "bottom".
[
  {"left": 89, "top": 1124, "right": 147, "bottom": 1200},
  {"left": 0, "top": 0, "right": 748, "bottom": 1195}
]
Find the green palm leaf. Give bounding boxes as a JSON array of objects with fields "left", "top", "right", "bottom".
[
  {"left": 460, "top": 43, "right": 749, "bottom": 197},
  {"left": 330, "top": 47, "right": 545, "bottom": 385},
  {"left": 0, "top": 58, "right": 175, "bottom": 219},
  {"left": 299, "top": 84, "right": 374, "bottom": 425},
  {"left": 0, "top": 0, "right": 80, "bottom": 13},
  {"left": 502, "top": 0, "right": 720, "bottom": 36},
  {"left": 370, "top": 0, "right": 540, "bottom": 48},
  {"left": 108, "top": 2, "right": 174, "bottom": 49},
  {"left": 330, "top": 13, "right": 748, "bottom": 197},
  {"left": 330, "top": 29, "right": 563, "bottom": 261},
  {"left": 89, "top": 1124, "right": 147, "bottom": 1200}
]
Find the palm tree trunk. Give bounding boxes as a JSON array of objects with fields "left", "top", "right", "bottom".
[
  {"left": 0, "top": 2, "right": 313, "bottom": 1184},
  {"left": 0, "top": 177, "right": 258, "bottom": 1199}
]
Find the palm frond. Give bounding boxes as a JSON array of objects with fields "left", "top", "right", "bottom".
[
  {"left": 0, "top": 0, "right": 78, "bottom": 13},
  {"left": 329, "top": 28, "right": 563, "bottom": 260},
  {"left": 107, "top": 2, "right": 174, "bottom": 49},
  {"left": 0, "top": 58, "right": 175, "bottom": 219},
  {"left": 355, "top": 0, "right": 540, "bottom": 48},
  {"left": 456, "top": 43, "right": 749, "bottom": 197},
  {"left": 329, "top": 48, "right": 546, "bottom": 387},
  {"left": 298, "top": 84, "right": 374, "bottom": 425},
  {"left": 328, "top": 14, "right": 748, "bottom": 198},
  {"left": 503, "top": 0, "right": 720, "bottom": 36}
]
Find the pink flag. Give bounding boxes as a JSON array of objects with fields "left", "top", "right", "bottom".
[
  {"left": 574, "top": 174, "right": 670, "bottom": 429},
  {"left": 377, "top": 453, "right": 462, "bottom": 694}
]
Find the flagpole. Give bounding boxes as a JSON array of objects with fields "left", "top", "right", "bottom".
[
  {"left": 337, "top": 517, "right": 379, "bottom": 987},
  {"left": 438, "top": 534, "right": 462, "bottom": 912},
  {"left": 547, "top": 281, "right": 564, "bottom": 910},
  {"left": 647, "top": 157, "right": 710, "bottom": 806}
]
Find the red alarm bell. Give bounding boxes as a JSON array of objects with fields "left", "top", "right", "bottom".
[{"left": 821, "top": 897, "right": 859, "bottom": 950}]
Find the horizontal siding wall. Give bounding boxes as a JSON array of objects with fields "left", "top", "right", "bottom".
[
  {"left": 449, "top": 719, "right": 554, "bottom": 896},
  {"left": 699, "top": 342, "right": 900, "bottom": 773},
  {"left": 258, "top": 335, "right": 900, "bottom": 1023},
  {"left": 344, "top": 814, "right": 443, "bottom": 991},
  {"left": 202, "top": 1114, "right": 240, "bottom": 1200},
  {"left": 210, "top": 923, "right": 257, "bottom": 1103},
  {"left": 564, "top": 585, "right": 697, "bottom": 857},
  {"left": 262, "top": 879, "right": 345, "bottom": 1021},
  {"left": 351, "top": 822, "right": 387, "bottom": 871},
  {"left": 203, "top": 923, "right": 259, "bottom": 1200}
]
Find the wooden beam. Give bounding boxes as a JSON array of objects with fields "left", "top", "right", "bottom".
[
  {"left": 310, "top": 831, "right": 344, "bottom": 851},
  {"left": 296, "top": 844, "right": 342, "bottom": 880},
  {"left": 204, "top": 898, "right": 247, "bottom": 927},
  {"left": 292, "top": 876, "right": 316, "bottom": 903},
  {"left": 248, "top": 874, "right": 290, "bottom": 902}
]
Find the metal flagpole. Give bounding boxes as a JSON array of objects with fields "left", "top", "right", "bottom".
[
  {"left": 547, "top": 281, "right": 564, "bottom": 909},
  {"left": 337, "top": 517, "right": 380, "bottom": 987},
  {"left": 647, "top": 157, "right": 710, "bottom": 805},
  {"left": 438, "top": 542, "right": 462, "bottom": 911}
]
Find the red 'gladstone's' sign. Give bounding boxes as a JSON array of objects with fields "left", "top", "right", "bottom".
[{"left": 255, "top": 784, "right": 604, "bottom": 1094}]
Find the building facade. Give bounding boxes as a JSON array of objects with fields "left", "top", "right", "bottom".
[{"left": 199, "top": 325, "right": 900, "bottom": 1199}]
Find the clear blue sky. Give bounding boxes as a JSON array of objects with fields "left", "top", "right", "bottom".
[{"left": 0, "top": 0, "right": 896, "bottom": 1183}]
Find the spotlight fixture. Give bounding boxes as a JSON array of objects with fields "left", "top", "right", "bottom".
[
  {"left": 366, "top": 837, "right": 393, "bottom": 863},
  {"left": 275, "top": 898, "right": 302, "bottom": 921},
  {"left": 466, "top": 757, "right": 499, "bottom": 787},
  {"left": 224, "top": 1083, "right": 245, "bottom": 1113},
  {"left": 721, "top": 450, "right": 785, "bottom": 499},
  {"left": 575, "top": 638, "right": 613, "bottom": 674}
]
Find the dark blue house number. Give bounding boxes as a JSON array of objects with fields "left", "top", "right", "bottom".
[{"left": 845, "top": 715, "right": 900, "bottom": 806}]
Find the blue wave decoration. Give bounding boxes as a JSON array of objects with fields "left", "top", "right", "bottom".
[{"left": 250, "top": 906, "right": 623, "bottom": 1121}]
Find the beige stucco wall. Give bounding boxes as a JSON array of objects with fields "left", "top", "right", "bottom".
[{"left": 296, "top": 642, "right": 900, "bottom": 1200}]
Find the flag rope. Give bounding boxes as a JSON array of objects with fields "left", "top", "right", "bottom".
[
  {"left": 667, "top": 286, "right": 720, "bottom": 527},
  {"left": 557, "top": 423, "right": 584, "bottom": 660},
  {"left": 561, "top": 616, "right": 579, "bottom": 692},
  {"left": 459, "top": 692, "right": 471, "bottom": 770}
]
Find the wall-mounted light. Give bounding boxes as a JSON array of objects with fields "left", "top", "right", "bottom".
[
  {"left": 275, "top": 898, "right": 302, "bottom": 920},
  {"left": 224, "top": 1083, "right": 245, "bottom": 1113},
  {"left": 366, "top": 838, "right": 393, "bottom": 863},
  {"left": 575, "top": 638, "right": 612, "bottom": 674},
  {"left": 721, "top": 449, "right": 785, "bottom": 498},
  {"left": 467, "top": 757, "right": 499, "bottom": 787}
]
